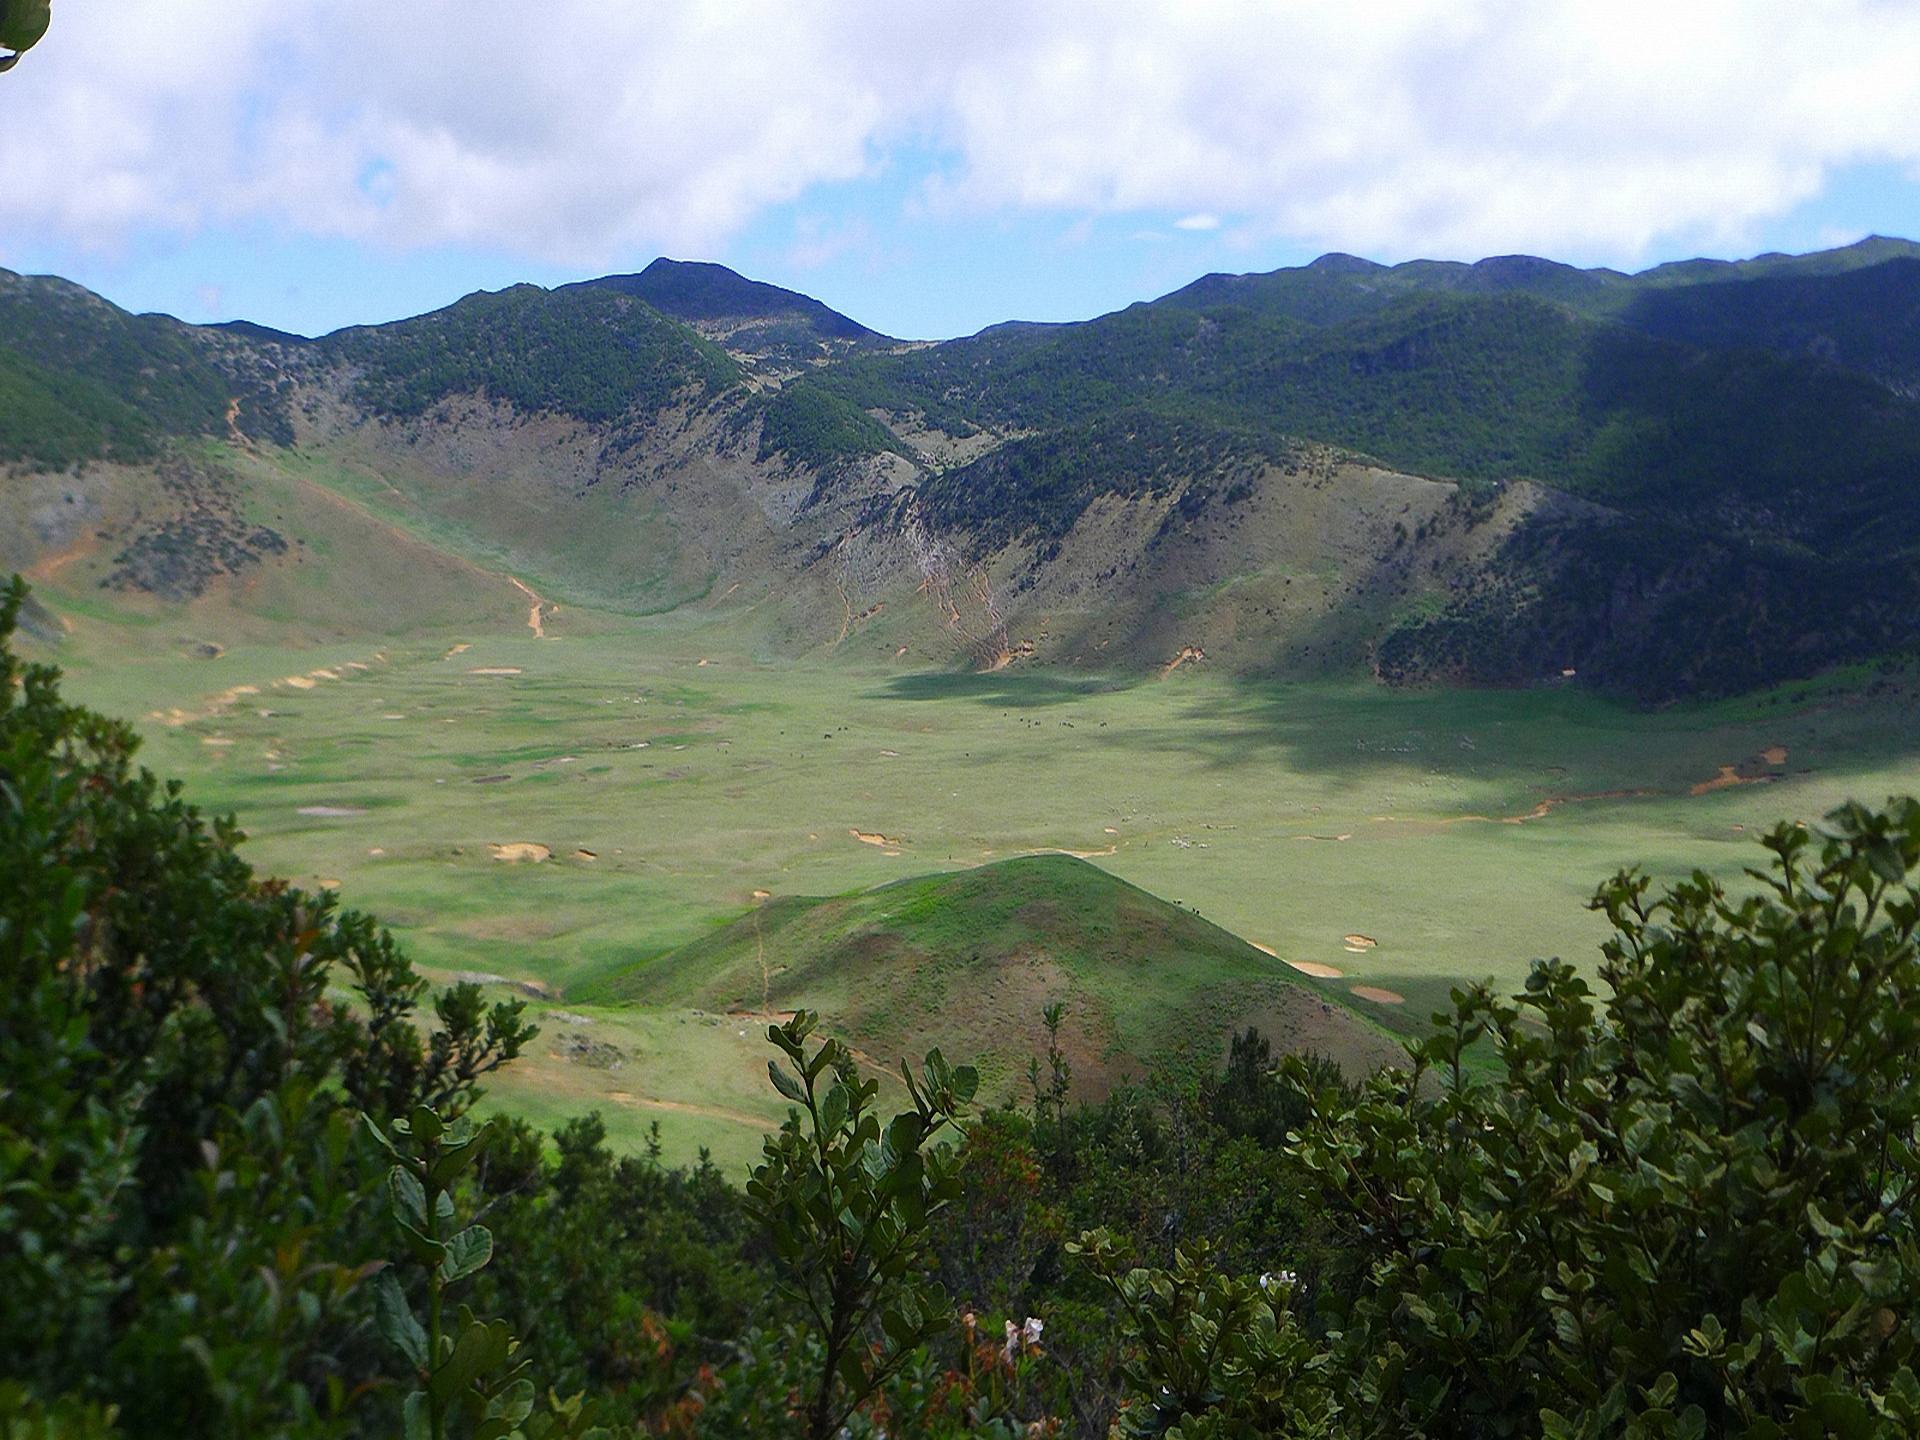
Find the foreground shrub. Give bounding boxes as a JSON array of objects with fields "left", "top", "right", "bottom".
[
  {"left": 1280, "top": 799, "right": 1920, "bottom": 1438},
  {"left": 0, "top": 576, "right": 534, "bottom": 1433}
]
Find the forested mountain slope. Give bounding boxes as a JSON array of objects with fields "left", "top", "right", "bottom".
[{"left": 5, "top": 241, "right": 1918, "bottom": 700}]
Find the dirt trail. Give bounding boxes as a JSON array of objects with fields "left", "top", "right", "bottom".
[
  {"left": 1375, "top": 759, "right": 1786, "bottom": 830},
  {"left": 508, "top": 577, "right": 547, "bottom": 638},
  {"left": 224, "top": 397, "right": 247, "bottom": 447},
  {"left": 152, "top": 654, "right": 388, "bottom": 726},
  {"left": 1690, "top": 747, "right": 1789, "bottom": 796},
  {"left": 752, "top": 907, "right": 771, "bottom": 1012},
  {"left": 603, "top": 1093, "right": 771, "bottom": 1129},
  {"left": 1160, "top": 646, "right": 1206, "bottom": 678},
  {"left": 25, "top": 532, "right": 99, "bottom": 585},
  {"left": 832, "top": 571, "right": 855, "bottom": 647}
]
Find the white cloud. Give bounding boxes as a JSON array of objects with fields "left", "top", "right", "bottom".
[
  {"left": 5, "top": 0, "right": 1920, "bottom": 268},
  {"left": 1174, "top": 214, "right": 1222, "bottom": 232}
]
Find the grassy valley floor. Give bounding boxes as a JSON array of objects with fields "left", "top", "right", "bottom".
[{"left": 37, "top": 596, "right": 1920, "bottom": 1170}]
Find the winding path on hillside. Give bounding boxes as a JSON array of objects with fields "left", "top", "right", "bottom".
[{"left": 508, "top": 576, "right": 548, "bottom": 637}]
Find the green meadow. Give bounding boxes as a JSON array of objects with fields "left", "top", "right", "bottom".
[{"left": 42, "top": 600, "right": 1920, "bottom": 1171}]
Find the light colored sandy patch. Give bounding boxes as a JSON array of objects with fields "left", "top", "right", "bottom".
[
  {"left": 751, "top": 889, "right": 771, "bottom": 901},
  {"left": 851, "top": 829, "right": 902, "bottom": 847},
  {"left": 489, "top": 842, "right": 551, "bottom": 863},
  {"left": 315, "top": 878, "right": 342, "bottom": 889},
  {"left": 445, "top": 643, "right": 472, "bottom": 658},
  {"left": 1350, "top": 985, "right": 1405, "bottom": 1004},
  {"left": 297, "top": 805, "right": 366, "bottom": 817},
  {"left": 467, "top": 666, "right": 523, "bottom": 676},
  {"left": 1160, "top": 645, "right": 1206, "bottom": 678},
  {"left": 1759, "top": 745, "right": 1789, "bottom": 765},
  {"left": 696, "top": 658, "right": 710, "bottom": 667},
  {"left": 155, "top": 684, "right": 263, "bottom": 728},
  {"left": 307, "top": 668, "right": 340, "bottom": 681},
  {"left": 894, "top": 646, "right": 909, "bottom": 658},
  {"left": 1104, "top": 827, "right": 1119, "bottom": 835},
  {"left": 1344, "top": 945, "right": 1369, "bottom": 954},
  {"left": 1251, "top": 942, "right": 1279, "bottom": 957},
  {"left": 282, "top": 675, "right": 317, "bottom": 690},
  {"left": 368, "top": 847, "right": 386, "bottom": 856},
  {"left": 381, "top": 713, "right": 406, "bottom": 720},
  {"left": 574, "top": 848, "right": 598, "bottom": 861},
  {"left": 201, "top": 736, "right": 234, "bottom": 748},
  {"left": 1289, "top": 961, "right": 1346, "bottom": 979},
  {"left": 1343, "top": 934, "right": 1377, "bottom": 949}
]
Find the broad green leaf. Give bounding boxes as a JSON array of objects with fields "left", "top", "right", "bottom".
[
  {"left": 768, "top": 1059, "right": 807, "bottom": 1104},
  {"left": 439, "top": 1224, "right": 495, "bottom": 1284},
  {"left": 374, "top": 1271, "right": 429, "bottom": 1370},
  {"left": 402, "top": 1391, "right": 432, "bottom": 1440},
  {"left": 389, "top": 1166, "right": 428, "bottom": 1228}
]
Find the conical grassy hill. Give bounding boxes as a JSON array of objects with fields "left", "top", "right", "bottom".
[{"left": 592, "top": 853, "right": 1405, "bottom": 1097}]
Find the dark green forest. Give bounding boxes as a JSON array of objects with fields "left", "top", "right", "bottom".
[
  {"left": 328, "top": 286, "right": 741, "bottom": 427},
  {"left": 0, "top": 272, "right": 289, "bottom": 465},
  {"left": 8, "top": 570, "right": 1920, "bottom": 1438}
]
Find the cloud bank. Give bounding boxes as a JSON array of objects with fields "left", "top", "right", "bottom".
[{"left": 7, "top": 0, "right": 1920, "bottom": 267}]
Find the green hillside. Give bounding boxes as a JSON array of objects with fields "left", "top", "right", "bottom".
[
  {"left": 6, "top": 238, "right": 1920, "bottom": 702},
  {"left": 0, "top": 270, "right": 289, "bottom": 465},
  {"left": 597, "top": 853, "right": 1405, "bottom": 1095},
  {"left": 323, "top": 282, "right": 743, "bottom": 424}
]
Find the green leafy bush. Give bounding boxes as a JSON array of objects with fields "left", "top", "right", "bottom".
[
  {"left": 744, "top": 1011, "right": 978, "bottom": 1439},
  {"left": 0, "top": 574, "right": 534, "bottom": 1433},
  {"left": 1283, "top": 798, "right": 1920, "bottom": 1437}
]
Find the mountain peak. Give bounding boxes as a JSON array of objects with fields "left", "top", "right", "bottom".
[
  {"left": 567, "top": 259, "right": 887, "bottom": 358},
  {"left": 1305, "top": 252, "right": 1384, "bottom": 275}
]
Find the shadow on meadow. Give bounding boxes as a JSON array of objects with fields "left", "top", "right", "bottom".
[{"left": 867, "top": 669, "right": 1139, "bottom": 709}]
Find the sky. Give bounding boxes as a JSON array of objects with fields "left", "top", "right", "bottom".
[{"left": 6, "top": 1, "right": 1920, "bottom": 341}]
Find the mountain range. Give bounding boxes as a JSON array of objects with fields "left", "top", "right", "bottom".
[{"left": 6, "top": 237, "right": 1920, "bottom": 699}]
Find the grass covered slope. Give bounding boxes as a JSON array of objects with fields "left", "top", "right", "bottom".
[{"left": 601, "top": 853, "right": 1404, "bottom": 1096}]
